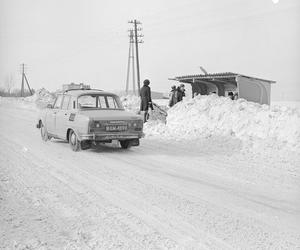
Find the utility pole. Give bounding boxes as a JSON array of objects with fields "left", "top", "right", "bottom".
[
  {"left": 134, "top": 20, "right": 141, "bottom": 95},
  {"left": 131, "top": 33, "right": 136, "bottom": 94},
  {"left": 21, "top": 63, "right": 25, "bottom": 97},
  {"left": 24, "top": 73, "right": 33, "bottom": 95},
  {"left": 128, "top": 19, "right": 143, "bottom": 95},
  {"left": 125, "top": 30, "right": 136, "bottom": 95},
  {"left": 20, "top": 63, "right": 33, "bottom": 97}
]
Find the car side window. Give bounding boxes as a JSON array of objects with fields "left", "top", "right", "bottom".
[
  {"left": 53, "top": 95, "right": 63, "bottom": 109},
  {"left": 61, "top": 95, "right": 71, "bottom": 110}
]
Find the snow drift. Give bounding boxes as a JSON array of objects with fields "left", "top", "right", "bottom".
[
  {"left": 143, "top": 95, "right": 300, "bottom": 149},
  {"left": 120, "top": 95, "right": 141, "bottom": 113},
  {"left": 24, "top": 88, "right": 55, "bottom": 109}
]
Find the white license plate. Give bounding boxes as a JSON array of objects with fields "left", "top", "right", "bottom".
[{"left": 105, "top": 125, "right": 127, "bottom": 131}]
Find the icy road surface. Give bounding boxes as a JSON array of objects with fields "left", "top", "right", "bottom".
[{"left": 0, "top": 99, "right": 300, "bottom": 249}]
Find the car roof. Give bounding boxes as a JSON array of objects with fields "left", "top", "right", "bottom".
[{"left": 62, "top": 89, "right": 118, "bottom": 97}]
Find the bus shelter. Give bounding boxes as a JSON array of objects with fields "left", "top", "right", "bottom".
[{"left": 170, "top": 72, "right": 275, "bottom": 105}]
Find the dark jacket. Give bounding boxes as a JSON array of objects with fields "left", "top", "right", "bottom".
[
  {"left": 169, "top": 89, "right": 177, "bottom": 107},
  {"left": 176, "top": 87, "right": 185, "bottom": 102},
  {"left": 140, "top": 85, "right": 153, "bottom": 111}
]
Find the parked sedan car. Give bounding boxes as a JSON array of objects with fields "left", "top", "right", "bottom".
[{"left": 36, "top": 89, "right": 144, "bottom": 151}]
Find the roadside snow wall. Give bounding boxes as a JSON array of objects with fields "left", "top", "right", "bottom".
[
  {"left": 120, "top": 95, "right": 141, "bottom": 113},
  {"left": 24, "top": 88, "right": 55, "bottom": 109},
  {"left": 144, "top": 95, "right": 300, "bottom": 150}
]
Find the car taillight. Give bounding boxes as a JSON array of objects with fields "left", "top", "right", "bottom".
[
  {"left": 128, "top": 120, "right": 143, "bottom": 130},
  {"left": 94, "top": 121, "right": 102, "bottom": 128},
  {"left": 89, "top": 120, "right": 101, "bottom": 131}
]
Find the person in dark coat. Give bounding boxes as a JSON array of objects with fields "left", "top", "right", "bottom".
[
  {"left": 140, "top": 79, "right": 153, "bottom": 122},
  {"left": 169, "top": 85, "right": 177, "bottom": 107},
  {"left": 228, "top": 91, "right": 234, "bottom": 100},
  {"left": 176, "top": 84, "right": 185, "bottom": 102}
]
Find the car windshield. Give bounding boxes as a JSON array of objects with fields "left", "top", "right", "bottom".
[{"left": 78, "top": 94, "right": 124, "bottom": 110}]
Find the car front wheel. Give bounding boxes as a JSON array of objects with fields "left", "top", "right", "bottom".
[
  {"left": 69, "top": 130, "right": 81, "bottom": 151},
  {"left": 40, "top": 123, "right": 49, "bottom": 141}
]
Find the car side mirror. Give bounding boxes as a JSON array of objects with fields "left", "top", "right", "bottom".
[{"left": 47, "top": 104, "right": 53, "bottom": 109}]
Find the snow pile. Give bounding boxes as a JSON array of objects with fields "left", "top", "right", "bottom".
[
  {"left": 120, "top": 95, "right": 140, "bottom": 113},
  {"left": 24, "top": 88, "right": 55, "bottom": 109},
  {"left": 144, "top": 95, "right": 300, "bottom": 149}
]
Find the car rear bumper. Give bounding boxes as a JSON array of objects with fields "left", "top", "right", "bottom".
[{"left": 78, "top": 132, "right": 144, "bottom": 141}]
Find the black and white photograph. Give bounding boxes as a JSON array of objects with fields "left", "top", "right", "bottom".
[{"left": 0, "top": 0, "right": 299, "bottom": 249}]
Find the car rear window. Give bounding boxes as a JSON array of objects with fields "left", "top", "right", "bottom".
[{"left": 78, "top": 94, "right": 123, "bottom": 110}]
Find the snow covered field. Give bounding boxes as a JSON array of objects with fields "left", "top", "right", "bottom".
[{"left": 0, "top": 95, "right": 300, "bottom": 249}]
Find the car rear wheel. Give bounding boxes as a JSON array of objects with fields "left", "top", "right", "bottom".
[
  {"left": 40, "top": 123, "right": 49, "bottom": 141},
  {"left": 69, "top": 130, "right": 81, "bottom": 151},
  {"left": 120, "top": 140, "right": 131, "bottom": 149}
]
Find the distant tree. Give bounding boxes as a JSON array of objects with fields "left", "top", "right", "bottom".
[
  {"left": 0, "top": 74, "right": 35, "bottom": 97},
  {"left": 0, "top": 87, "right": 7, "bottom": 96},
  {"left": 4, "top": 74, "right": 15, "bottom": 94}
]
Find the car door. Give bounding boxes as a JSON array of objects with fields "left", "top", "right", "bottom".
[
  {"left": 55, "top": 95, "right": 71, "bottom": 139},
  {"left": 46, "top": 94, "right": 63, "bottom": 135}
]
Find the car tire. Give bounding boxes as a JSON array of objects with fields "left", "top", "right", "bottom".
[
  {"left": 69, "top": 130, "right": 81, "bottom": 151},
  {"left": 40, "top": 122, "right": 49, "bottom": 141},
  {"left": 120, "top": 140, "right": 131, "bottom": 149}
]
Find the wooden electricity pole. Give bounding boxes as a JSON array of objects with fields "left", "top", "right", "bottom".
[
  {"left": 21, "top": 63, "right": 25, "bottom": 97},
  {"left": 20, "top": 63, "right": 33, "bottom": 97},
  {"left": 125, "top": 30, "right": 136, "bottom": 95},
  {"left": 134, "top": 20, "right": 141, "bottom": 95},
  {"left": 127, "top": 19, "right": 143, "bottom": 95}
]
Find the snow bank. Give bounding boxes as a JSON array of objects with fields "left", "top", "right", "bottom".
[
  {"left": 24, "top": 88, "right": 55, "bottom": 109},
  {"left": 145, "top": 95, "right": 300, "bottom": 150},
  {"left": 120, "top": 95, "right": 140, "bottom": 113},
  {"left": 272, "top": 101, "right": 300, "bottom": 109}
]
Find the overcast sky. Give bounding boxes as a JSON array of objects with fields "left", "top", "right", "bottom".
[{"left": 0, "top": 0, "right": 299, "bottom": 100}]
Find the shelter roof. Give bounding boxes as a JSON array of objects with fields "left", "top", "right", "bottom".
[{"left": 170, "top": 72, "right": 276, "bottom": 84}]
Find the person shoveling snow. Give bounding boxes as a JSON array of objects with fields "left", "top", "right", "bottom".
[
  {"left": 139, "top": 79, "right": 154, "bottom": 122},
  {"left": 121, "top": 94, "right": 168, "bottom": 123}
]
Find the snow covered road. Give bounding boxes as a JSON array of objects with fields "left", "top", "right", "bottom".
[{"left": 0, "top": 99, "right": 300, "bottom": 249}]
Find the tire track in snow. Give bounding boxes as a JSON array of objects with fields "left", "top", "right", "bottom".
[
  {"left": 0, "top": 139, "right": 183, "bottom": 249},
  {"left": 3, "top": 133, "right": 299, "bottom": 249}
]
